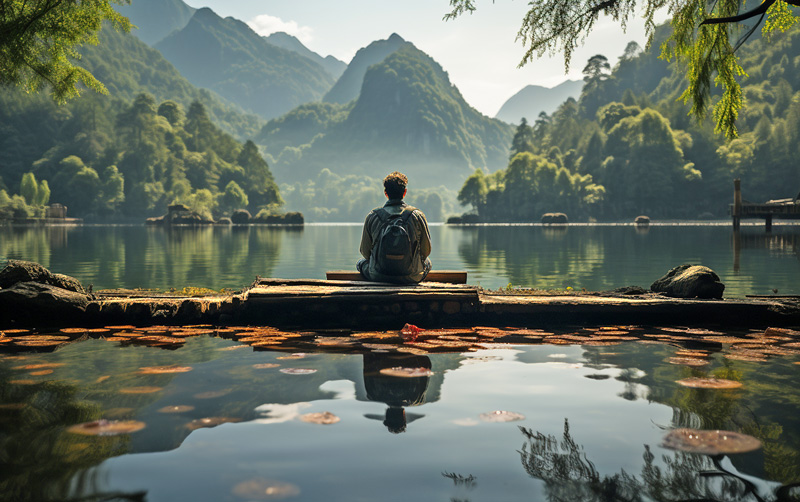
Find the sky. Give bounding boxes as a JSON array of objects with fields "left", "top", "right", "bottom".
[{"left": 182, "top": 1, "right": 669, "bottom": 117}]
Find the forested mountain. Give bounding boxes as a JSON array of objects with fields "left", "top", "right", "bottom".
[
  {"left": 265, "top": 32, "right": 347, "bottom": 80},
  {"left": 155, "top": 8, "right": 335, "bottom": 120},
  {"left": 256, "top": 44, "right": 513, "bottom": 221},
  {"left": 495, "top": 80, "right": 583, "bottom": 124},
  {"left": 323, "top": 33, "right": 409, "bottom": 105},
  {"left": 457, "top": 24, "right": 800, "bottom": 222},
  {"left": 116, "top": 0, "right": 195, "bottom": 45}
]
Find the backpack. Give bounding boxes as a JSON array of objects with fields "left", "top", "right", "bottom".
[{"left": 372, "top": 208, "right": 418, "bottom": 276}]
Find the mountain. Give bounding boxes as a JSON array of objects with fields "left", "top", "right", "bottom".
[
  {"left": 116, "top": 0, "right": 196, "bottom": 46},
  {"left": 155, "top": 8, "right": 335, "bottom": 120},
  {"left": 259, "top": 43, "right": 513, "bottom": 188},
  {"left": 495, "top": 80, "right": 583, "bottom": 123},
  {"left": 323, "top": 33, "right": 409, "bottom": 104},
  {"left": 79, "top": 24, "right": 263, "bottom": 139},
  {"left": 264, "top": 32, "right": 347, "bottom": 80}
]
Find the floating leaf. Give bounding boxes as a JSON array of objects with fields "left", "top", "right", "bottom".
[
  {"left": 676, "top": 378, "right": 742, "bottom": 389},
  {"left": 67, "top": 419, "right": 146, "bottom": 436},
  {"left": 137, "top": 365, "right": 193, "bottom": 375},
  {"left": 724, "top": 353, "right": 768, "bottom": 362},
  {"left": 279, "top": 368, "right": 317, "bottom": 375},
  {"left": 12, "top": 363, "right": 64, "bottom": 370},
  {"left": 661, "top": 428, "right": 761, "bottom": 454},
  {"left": 299, "top": 412, "right": 340, "bottom": 425},
  {"left": 253, "top": 363, "right": 280, "bottom": 369},
  {"left": 479, "top": 410, "right": 525, "bottom": 423},
  {"left": 231, "top": 478, "right": 300, "bottom": 500},
  {"left": 379, "top": 367, "right": 434, "bottom": 378},
  {"left": 119, "top": 386, "right": 163, "bottom": 394},
  {"left": 667, "top": 357, "right": 709, "bottom": 367},
  {"left": 29, "top": 369, "right": 53, "bottom": 376},
  {"left": 186, "top": 416, "right": 241, "bottom": 431},
  {"left": 158, "top": 405, "right": 195, "bottom": 414},
  {"left": 194, "top": 389, "right": 232, "bottom": 399}
]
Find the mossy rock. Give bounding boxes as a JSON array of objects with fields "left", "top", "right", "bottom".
[{"left": 651, "top": 265, "right": 725, "bottom": 299}]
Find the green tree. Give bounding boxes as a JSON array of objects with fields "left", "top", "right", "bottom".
[
  {"left": 35, "top": 179, "right": 50, "bottom": 206},
  {"left": 221, "top": 180, "right": 249, "bottom": 213},
  {"left": 1, "top": 0, "right": 131, "bottom": 101},
  {"left": 19, "top": 172, "right": 38, "bottom": 205},
  {"left": 510, "top": 118, "right": 535, "bottom": 158},
  {"left": 444, "top": 0, "right": 800, "bottom": 137},
  {"left": 458, "top": 168, "right": 488, "bottom": 211}
]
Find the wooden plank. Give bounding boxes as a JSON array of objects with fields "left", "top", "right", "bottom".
[{"left": 326, "top": 270, "right": 467, "bottom": 284}]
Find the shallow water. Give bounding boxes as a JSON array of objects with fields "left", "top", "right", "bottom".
[
  {"left": 1, "top": 327, "right": 799, "bottom": 502},
  {"left": 1, "top": 222, "right": 799, "bottom": 295}
]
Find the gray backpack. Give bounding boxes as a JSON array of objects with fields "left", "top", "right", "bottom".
[{"left": 372, "top": 208, "right": 418, "bottom": 276}]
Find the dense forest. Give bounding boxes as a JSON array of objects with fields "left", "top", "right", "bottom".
[
  {"left": 0, "top": 92, "right": 281, "bottom": 221},
  {"left": 457, "top": 24, "right": 800, "bottom": 222}
]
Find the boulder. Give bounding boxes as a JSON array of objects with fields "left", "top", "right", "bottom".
[
  {"left": 0, "top": 282, "right": 89, "bottom": 327},
  {"left": 0, "top": 260, "right": 51, "bottom": 288},
  {"left": 650, "top": 265, "right": 725, "bottom": 299},
  {"left": 0, "top": 260, "right": 86, "bottom": 293},
  {"left": 634, "top": 215, "right": 650, "bottom": 226},
  {"left": 541, "top": 213, "right": 568, "bottom": 224},
  {"left": 216, "top": 217, "right": 232, "bottom": 225},
  {"left": 231, "top": 209, "right": 251, "bottom": 224}
]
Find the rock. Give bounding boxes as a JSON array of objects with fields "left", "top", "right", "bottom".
[
  {"left": 0, "top": 260, "right": 51, "bottom": 288},
  {"left": 613, "top": 286, "right": 648, "bottom": 296},
  {"left": 0, "top": 282, "right": 90, "bottom": 327},
  {"left": 541, "top": 213, "right": 568, "bottom": 224},
  {"left": 650, "top": 265, "right": 725, "bottom": 299},
  {"left": 634, "top": 215, "right": 650, "bottom": 226},
  {"left": 0, "top": 260, "right": 86, "bottom": 294},
  {"left": 231, "top": 209, "right": 251, "bottom": 224},
  {"left": 216, "top": 217, "right": 232, "bottom": 225}
]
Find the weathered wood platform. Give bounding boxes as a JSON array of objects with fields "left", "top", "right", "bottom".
[{"left": 4, "top": 278, "right": 800, "bottom": 330}]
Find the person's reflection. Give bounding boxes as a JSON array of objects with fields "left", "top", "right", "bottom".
[{"left": 362, "top": 353, "right": 431, "bottom": 433}]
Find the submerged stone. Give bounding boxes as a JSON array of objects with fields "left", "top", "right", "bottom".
[{"left": 661, "top": 428, "right": 761, "bottom": 454}]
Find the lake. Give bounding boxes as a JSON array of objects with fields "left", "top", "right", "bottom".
[
  {"left": 1, "top": 325, "right": 799, "bottom": 502},
  {"left": 2, "top": 223, "right": 800, "bottom": 501},
  {"left": 1, "top": 222, "right": 799, "bottom": 295}
]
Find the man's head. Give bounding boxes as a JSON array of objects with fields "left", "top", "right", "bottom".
[{"left": 383, "top": 171, "right": 408, "bottom": 199}]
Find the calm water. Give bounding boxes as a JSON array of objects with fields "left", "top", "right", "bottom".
[
  {"left": 1, "top": 330, "right": 799, "bottom": 502},
  {"left": 1, "top": 222, "right": 799, "bottom": 296}
]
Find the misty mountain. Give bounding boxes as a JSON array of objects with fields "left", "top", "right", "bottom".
[
  {"left": 323, "top": 33, "right": 409, "bottom": 105},
  {"left": 264, "top": 32, "right": 347, "bottom": 80},
  {"left": 155, "top": 8, "right": 335, "bottom": 120},
  {"left": 260, "top": 43, "right": 513, "bottom": 188},
  {"left": 495, "top": 80, "right": 583, "bottom": 124},
  {"left": 116, "top": 0, "right": 196, "bottom": 46}
]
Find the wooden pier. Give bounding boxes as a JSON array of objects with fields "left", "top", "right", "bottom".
[{"left": 730, "top": 178, "right": 800, "bottom": 230}]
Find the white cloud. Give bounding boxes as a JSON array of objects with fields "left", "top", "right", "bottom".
[{"left": 247, "top": 14, "right": 314, "bottom": 44}]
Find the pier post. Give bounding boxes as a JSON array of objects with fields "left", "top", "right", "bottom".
[{"left": 733, "top": 179, "right": 742, "bottom": 230}]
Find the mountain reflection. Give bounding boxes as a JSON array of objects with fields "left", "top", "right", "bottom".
[{"left": 519, "top": 419, "right": 800, "bottom": 502}]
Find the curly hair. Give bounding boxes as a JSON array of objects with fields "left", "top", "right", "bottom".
[{"left": 383, "top": 171, "right": 408, "bottom": 199}]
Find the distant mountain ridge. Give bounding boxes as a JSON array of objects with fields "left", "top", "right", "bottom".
[
  {"left": 260, "top": 43, "right": 513, "bottom": 187},
  {"left": 155, "top": 8, "right": 335, "bottom": 120},
  {"left": 115, "top": 0, "right": 196, "bottom": 45},
  {"left": 323, "top": 33, "right": 409, "bottom": 104},
  {"left": 495, "top": 80, "right": 583, "bottom": 123},
  {"left": 264, "top": 32, "right": 347, "bottom": 80}
]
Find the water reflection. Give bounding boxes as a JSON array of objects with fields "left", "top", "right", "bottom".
[
  {"left": 519, "top": 419, "right": 800, "bottom": 502},
  {"left": 362, "top": 353, "right": 431, "bottom": 433}
]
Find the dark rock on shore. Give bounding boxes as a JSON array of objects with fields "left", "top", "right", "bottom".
[
  {"left": 147, "top": 204, "right": 214, "bottom": 226},
  {"left": 541, "top": 213, "right": 568, "bottom": 224},
  {"left": 651, "top": 265, "right": 725, "bottom": 299},
  {"left": 253, "top": 211, "right": 304, "bottom": 224},
  {"left": 635, "top": 215, "right": 650, "bottom": 226},
  {"left": 0, "top": 260, "right": 86, "bottom": 294},
  {"left": 231, "top": 209, "right": 251, "bottom": 224}
]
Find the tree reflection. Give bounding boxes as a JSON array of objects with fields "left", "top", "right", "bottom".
[{"left": 519, "top": 419, "right": 800, "bottom": 502}]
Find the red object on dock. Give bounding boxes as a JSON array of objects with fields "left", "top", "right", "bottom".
[{"left": 401, "top": 323, "right": 423, "bottom": 342}]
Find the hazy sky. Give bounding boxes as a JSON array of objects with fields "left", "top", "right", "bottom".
[{"left": 182, "top": 1, "right": 669, "bottom": 117}]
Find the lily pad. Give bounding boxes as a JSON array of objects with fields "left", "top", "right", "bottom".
[
  {"left": 378, "top": 367, "right": 434, "bottom": 378},
  {"left": 186, "top": 416, "right": 241, "bottom": 431},
  {"left": 158, "top": 405, "right": 195, "bottom": 414},
  {"left": 279, "top": 368, "right": 317, "bottom": 375},
  {"left": 666, "top": 357, "right": 709, "bottom": 367},
  {"left": 479, "top": 410, "right": 525, "bottom": 423},
  {"left": 67, "top": 419, "right": 146, "bottom": 436},
  {"left": 137, "top": 365, "right": 193, "bottom": 374},
  {"left": 119, "top": 386, "right": 163, "bottom": 394},
  {"left": 299, "top": 412, "right": 340, "bottom": 425},
  {"left": 231, "top": 478, "right": 300, "bottom": 500},
  {"left": 661, "top": 428, "right": 761, "bottom": 454},
  {"left": 676, "top": 378, "right": 743, "bottom": 389},
  {"left": 253, "top": 363, "right": 280, "bottom": 369}
]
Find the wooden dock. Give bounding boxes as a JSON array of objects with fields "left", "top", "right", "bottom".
[{"left": 730, "top": 178, "right": 800, "bottom": 230}]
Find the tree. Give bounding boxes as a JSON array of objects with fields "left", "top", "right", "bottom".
[
  {"left": 510, "top": 118, "right": 535, "bottom": 158},
  {"left": 19, "top": 172, "right": 38, "bottom": 205},
  {"left": 444, "top": 0, "right": 800, "bottom": 138},
  {"left": 458, "top": 168, "right": 488, "bottom": 211},
  {"left": 1, "top": 0, "right": 131, "bottom": 102}
]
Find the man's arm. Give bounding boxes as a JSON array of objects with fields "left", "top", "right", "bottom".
[
  {"left": 415, "top": 211, "right": 432, "bottom": 260},
  {"left": 360, "top": 213, "right": 374, "bottom": 259}
]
